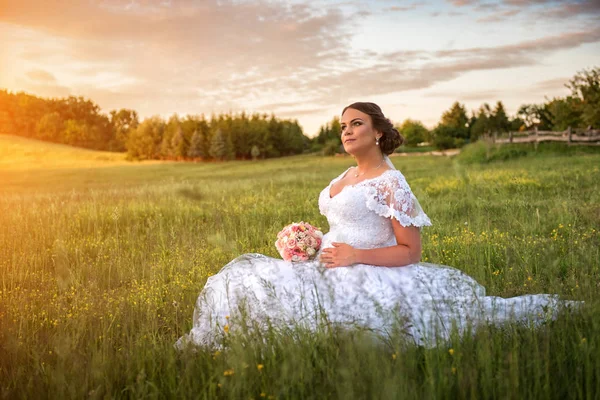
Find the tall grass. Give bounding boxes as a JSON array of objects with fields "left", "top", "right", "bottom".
[{"left": 1, "top": 151, "right": 599, "bottom": 399}]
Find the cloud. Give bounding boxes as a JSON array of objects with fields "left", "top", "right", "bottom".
[
  {"left": 384, "top": 2, "right": 425, "bottom": 12},
  {"left": 538, "top": 0, "right": 600, "bottom": 18},
  {"left": 448, "top": 0, "right": 478, "bottom": 6},
  {"left": 476, "top": 8, "right": 521, "bottom": 22},
  {"left": 0, "top": 0, "right": 351, "bottom": 116},
  {"left": 274, "top": 107, "right": 327, "bottom": 117},
  {"left": 451, "top": 0, "right": 600, "bottom": 21},
  {"left": 15, "top": 77, "right": 72, "bottom": 98},
  {"left": 531, "top": 76, "right": 572, "bottom": 93},
  {"left": 303, "top": 27, "right": 600, "bottom": 106},
  {"left": 25, "top": 69, "right": 57, "bottom": 83},
  {"left": 426, "top": 89, "right": 505, "bottom": 101},
  {"left": 1, "top": 0, "right": 598, "bottom": 134}
]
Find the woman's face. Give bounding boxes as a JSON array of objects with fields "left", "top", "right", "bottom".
[{"left": 340, "top": 108, "right": 380, "bottom": 155}]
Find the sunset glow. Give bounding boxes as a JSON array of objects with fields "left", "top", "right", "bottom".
[{"left": 1, "top": 0, "right": 599, "bottom": 135}]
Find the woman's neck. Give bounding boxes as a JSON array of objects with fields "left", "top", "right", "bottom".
[{"left": 354, "top": 150, "right": 385, "bottom": 173}]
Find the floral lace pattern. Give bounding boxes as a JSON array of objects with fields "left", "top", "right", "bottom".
[{"left": 177, "top": 168, "right": 582, "bottom": 350}]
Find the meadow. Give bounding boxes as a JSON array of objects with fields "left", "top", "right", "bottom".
[{"left": 1, "top": 137, "right": 599, "bottom": 399}]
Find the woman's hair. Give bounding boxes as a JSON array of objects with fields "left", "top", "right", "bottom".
[{"left": 342, "top": 102, "right": 404, "bottom": 155}]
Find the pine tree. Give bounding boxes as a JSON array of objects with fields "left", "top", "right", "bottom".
[
  {"left": 188, "top": 130, "right": 205, "bottom": 159},
  {"left": 492, "top": 101, "right": 510, "bottom": 133},
  {"left": 209, "top": 128, "right": 228, "bottom": 160},
  {"left": 250, "top": 144, "right": 260, "bottom": 160},
  {"left": 170, "top": 126, "right": 186, "bottom": 159}
]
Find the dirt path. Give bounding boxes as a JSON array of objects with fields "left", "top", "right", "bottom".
[{"left": 391, "top": 148, "right": 460, "bottom": 157}]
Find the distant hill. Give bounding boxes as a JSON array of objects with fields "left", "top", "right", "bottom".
[{"left": 0, "top": 134, "right": 147, "bottom": 170}]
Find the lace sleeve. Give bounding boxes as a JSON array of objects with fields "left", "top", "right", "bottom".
[{"left": 365, "top": 170, "right": 432, "bottom": 228}]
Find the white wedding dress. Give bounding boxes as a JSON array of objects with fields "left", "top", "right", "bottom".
[{"left": 177, "top": 157, "right": 581, "bottom": 349}]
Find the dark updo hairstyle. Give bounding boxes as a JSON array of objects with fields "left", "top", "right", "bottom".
[{"left": 342, "top": 102, "right": 404, "bottom": 155}]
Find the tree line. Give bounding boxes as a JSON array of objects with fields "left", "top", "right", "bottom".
[
  {"left": 0, "top": 90, "right": 309, "bottom": 160},
  {"left": 2, "top": 66, "right": 597, "bottom": 157},
  {"left": 0, "top": 91, "right": 127, "bottom": 151},
  {"left": 314, "top": 66, "right": 600, "bottom": 152},
  {"left": 127, "top": 113, "right": 308, "bottom": 161}
]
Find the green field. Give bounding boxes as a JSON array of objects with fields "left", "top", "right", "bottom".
[{"left": 1, "top": 138, "right": 599, "bottom": 399}]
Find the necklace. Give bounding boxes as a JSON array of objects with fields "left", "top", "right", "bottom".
[{"left": 354, "top": 159, "right": 384, "bottom": 178}]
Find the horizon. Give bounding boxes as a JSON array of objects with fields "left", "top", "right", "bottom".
[{"left": 1, "top": 0, "right": 599, "bottom": 137}]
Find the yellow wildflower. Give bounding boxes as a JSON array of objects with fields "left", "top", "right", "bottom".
[
  {"left": 257, "top": 364, "right": 264, "bottom": 371},
  {"left": 223, "top": 369, "right": 235, "bottom": 376},
  {"left": 448, "top": 348, "right": 454, "bottom": 356}
]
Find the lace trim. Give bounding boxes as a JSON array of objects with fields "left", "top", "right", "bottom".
[{"left": 363, "top": 170, "right": 432, "bottom": 227}]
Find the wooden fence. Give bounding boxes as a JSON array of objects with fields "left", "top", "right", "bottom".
[{"left": 487, "top": 127, "right": 600, "bottom": 146}]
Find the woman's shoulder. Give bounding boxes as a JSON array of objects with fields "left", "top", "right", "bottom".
[{"left": 371, "top": 168, "right": 408, "bottom": 188}]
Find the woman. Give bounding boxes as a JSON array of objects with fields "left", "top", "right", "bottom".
[{"left": 177, "top": 102, "right": 580, "bottom": 350}]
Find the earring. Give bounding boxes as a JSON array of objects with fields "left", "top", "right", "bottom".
[{"left": 375, "top": 137, "right": 380, "bottom": 146}]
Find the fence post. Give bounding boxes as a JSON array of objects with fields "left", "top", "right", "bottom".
[
  {"left": 509, "top": 131, "right": 513, "bottom": 143},
  {"left": 534, "top": 126, "right": 539, "bottom": 150},
  {"left": 567, "top": 126, "right": 572, "bottom": 144},
  {"left": 493, "top": 131, "right": 497, "bottom": 143}
]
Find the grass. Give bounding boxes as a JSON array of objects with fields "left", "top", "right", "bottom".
[
  {"left": 455, "top": 140, "right": 600, "bottom": 164},
  {"left": 1, "top": 137, "right": 599, "bottom": 399},
  {"left": 0, "top": 134, "right": 164, "bottom": 171}
]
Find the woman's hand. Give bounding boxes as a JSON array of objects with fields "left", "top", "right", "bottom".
[{"left": 319, "top": 242, "right": 357, "bottom": 268}]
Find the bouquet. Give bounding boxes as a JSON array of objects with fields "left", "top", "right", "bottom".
[{"left": 275, "top": 221, "right": 323, "bottom": 262}]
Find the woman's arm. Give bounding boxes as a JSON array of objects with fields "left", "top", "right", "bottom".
[
  {"left": 355, "top": 220, "right": 422, "bottom": 266},
  {"left": 319, "top": 219, "right": 422, "bottom": 268}
]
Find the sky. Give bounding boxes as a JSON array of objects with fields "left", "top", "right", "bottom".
[{"left": 1, "top": 0, "right": 600, "bottom": 137}]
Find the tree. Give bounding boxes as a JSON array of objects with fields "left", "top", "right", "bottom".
[
  {"left": 432, "top": 125, "right": 462, "bottom": 150},
  {"left": 509, "top": 116, "right": 525, "bottom": 132},
  {"left": 313, "top": 116, "right": 343, "bottom": 153},
  {"left": 491, "top": 101, "right": 510, "bottom": 133},
  {"left": 109, "top": 109, "right": 139, "bottom": 151},
  {"left": 251, "top": 145, "right": 260, "bottom": 160},
  {"left": 36, "top": 112, "right": 63, "bottom": 141},
  {"left": 441, "top": 101, "right": 469, "bottom": 131},
  {"left": 469, "top": 103, "right": 492, "bottom": 140},
  {"left": 170, "top": 126, "right": 187, "bottom": 159},
  {"left": 209, "top": 128, "right": 228, "bottom": 160},
  {"left": 63, "top": 119, "right": 90, "bottom": 147},
  {"left": 398, "top": 119, "right": 429, "bottom": 147},
  {"left": 323, "top": 139, "right": 340, "bottom": 156},
  {"left": 566, "top": 66, "right": 600, "bottom": 128},
  {"left": 547, "top": 96, "right": 582, "bottom": 131},
  {"left": 433, "top": 102, "right": 469, "bottom": 149},
  {"left": 126, "top": 117, "right": 164, "bottom": 160},
  {"left": 160, "top": 115, "right": 182, "bottom": 158},
  {"left": 187, "top": 130, "right": 205, "bottom": 159},
  {"left": 517, "top": 103, "right": 552, "bottom": 130}
]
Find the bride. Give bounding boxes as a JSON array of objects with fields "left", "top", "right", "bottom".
[{"left": 177, "top": 102, "right": 581, "bottom": 350}]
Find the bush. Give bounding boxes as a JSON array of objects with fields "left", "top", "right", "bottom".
[
  {"left": 431, "top": 125, "right": 468, "bottom": 150},
  {"left": 455, "top": 140, "right": 600, "bottom": 164},
  {"left": 322, "top": 139, "right": 341, "bottom": 156}
]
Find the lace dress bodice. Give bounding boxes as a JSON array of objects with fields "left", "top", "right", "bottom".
[{"left": 317, "top": 167, "right": 431, "bottom": 253}]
